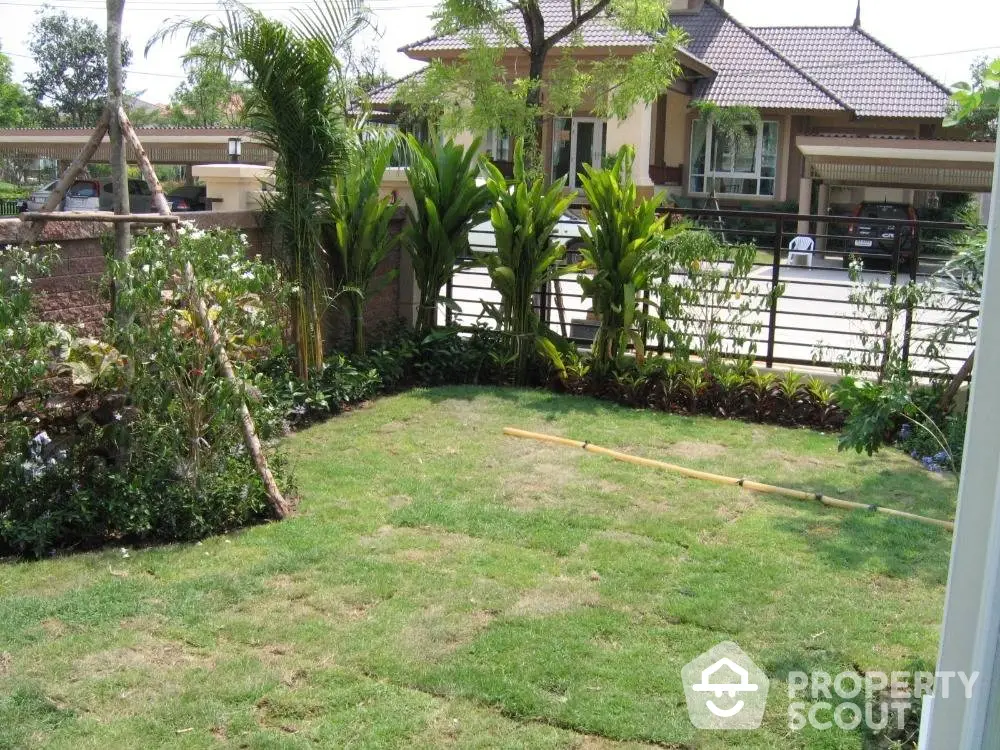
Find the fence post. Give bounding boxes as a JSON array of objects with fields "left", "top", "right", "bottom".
[
  {"left": 445, "top": 274, "right": 454, "bottom": 326},
  {"left": 765, "top": 217, "right": 783, "bottom": 368},
  {"left": 901, "top": 226, "right": 920, "bottom": 367}
]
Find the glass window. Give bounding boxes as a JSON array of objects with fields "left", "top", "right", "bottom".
[
  {"left": 486, "top": 129, "right": 513, "bottom": 162},
  {"left": 551, "top": 118, "right": 571, "bottom": 184},
  {"left": 689, "top": 120, "right": 779, "bottom": 198}
]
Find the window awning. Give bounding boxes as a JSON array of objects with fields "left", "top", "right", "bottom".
[{"left": 796, "top": 135, "right": 996, "bottom": 192}]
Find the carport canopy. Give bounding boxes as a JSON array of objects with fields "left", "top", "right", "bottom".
[
  {"left": 797, "top": 134, "right": 996, "bottom": 192},
  {"left": 0, "top": 126, "right": 275, "bottom": 166}
]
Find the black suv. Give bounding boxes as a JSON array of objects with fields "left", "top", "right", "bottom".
[{"left": 847, "top": 201, "right": 918, "bottom": 265}]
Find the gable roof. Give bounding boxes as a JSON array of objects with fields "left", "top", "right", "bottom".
[
  {"left": 396, "top": 0, "right": 950, "bottom": 119},
  {"left": 670, "top": 1, "right": 846, "bottom": 112},
  {"left": 401, "top": 1, "right": 658, "bottom": 55},
  {"left": 400, "top": 0, "right": 714, "bottom": 75},
  {"left": 750, "top": 25, "right": 952, "bottom": 119}
]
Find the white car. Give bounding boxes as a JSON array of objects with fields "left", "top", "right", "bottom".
[
  {"left": 25, "top": 179, "right": 102, "bottom": 212},
  {"left": 467, "top": 208, "right": 588, "bottom": 256}
]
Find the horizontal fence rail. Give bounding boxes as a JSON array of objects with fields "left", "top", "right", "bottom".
[{"left": 443, "top": 207, "right": 978, "bottom": 378}]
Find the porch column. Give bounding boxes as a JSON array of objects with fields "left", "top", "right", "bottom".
[
  {"left": 606, "top": 101, "right": 653, "bottom": 193},
  {"left": 796, "top": 176, "right": 813, "bottom": 235},
  {"left": 815, "top": 182, "right": 830, "bottom": 252}
]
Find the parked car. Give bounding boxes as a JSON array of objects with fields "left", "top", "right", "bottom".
[
  {"left": 100, "top": 179, "right": 153, "bottom": 213},
  {"left": 847, "top": 201, "right": 918, "bottom": 265},
  {"left": 166, "top": 185, "right": 208, "bottom": 212},
  {"left": 25, "top": 179, "right": 102, "bottom": 212}
]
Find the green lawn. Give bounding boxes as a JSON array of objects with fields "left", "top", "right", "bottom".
[{"left": 0, "top": 387, "right": 957, "bottom": 749}]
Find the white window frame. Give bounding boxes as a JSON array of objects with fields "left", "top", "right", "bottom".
[
  {"left": 552, "top": 116, "right": 606, "bottom": 189},
  {"left": 689, "top": 120, "right": 779, "bottom": 199},
  {"left": 485, "top": 128, "right": 513, "bottom": 163}
]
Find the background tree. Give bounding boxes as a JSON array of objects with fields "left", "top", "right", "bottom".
[
  {"left": 27, "top": 9, "right": 131, "bottom": 126},
  {"left": 400, "top": 0, "right": 684, "bottom": 169},
  {"left": 0, "top": 45, "right": 39, "bottom": 128},
  {"left": 169, "top": 40, "right": 247, "bottom": 127},
  {"left": 150, "top": 0, "right": 370, "bottom": 377},
  {"left": 947, "top": 57, "right": 999, "bottom": 139}
]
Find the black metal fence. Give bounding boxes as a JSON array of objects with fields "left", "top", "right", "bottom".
[
  {"left": 443, "top": 207, "right": 977, "bottom": 377},
  {"left": 0, "top": 199, "right": 23, "bottom": 217}
]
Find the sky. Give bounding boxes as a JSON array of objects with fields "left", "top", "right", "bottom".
[{"left": 1, "top": 0, "right": 998, "bottom": 106}]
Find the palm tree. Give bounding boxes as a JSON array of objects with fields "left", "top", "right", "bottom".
[{"left": 149, "top": 0, "right": 370, "bottom": 378}]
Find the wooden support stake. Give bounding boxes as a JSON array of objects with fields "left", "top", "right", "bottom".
[
  {"left": 118, "top": 106, "right": 172, "bottom": 216},
  {"left": 185, "top": 261, "right": 291, "bottom": 519}
]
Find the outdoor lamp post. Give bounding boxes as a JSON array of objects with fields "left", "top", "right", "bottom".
[{"left": 228, "top": 136, "right": 242, "bottom": 164}]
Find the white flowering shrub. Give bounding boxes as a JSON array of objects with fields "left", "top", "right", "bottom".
[
  {"left": 0, "top": 245, "right": 57, "bottom": 403},
  {"left": 1, "top": 226, "right": 294, "bottom": 557}
]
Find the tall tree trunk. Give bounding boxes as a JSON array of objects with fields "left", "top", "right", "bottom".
[{"left": 107, "top": 0, "right": 131, "bottom": 329}]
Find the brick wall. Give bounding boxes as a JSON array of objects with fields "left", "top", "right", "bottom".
[{"left": 0, "top": 210, "right": 411, "bottom": 346}]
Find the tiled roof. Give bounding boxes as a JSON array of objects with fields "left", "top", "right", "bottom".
[
  {"left": 401, "top": 0, "right": 661, "bottom": 54},
  {"left": 671, "top": 2, "right": 845, "bottom": 112},
  {"left": 750, "top": 25, "right": 952, "bottom": 119},
  {"left": 366, "top": 68, "right": 426, "bottom": 109}
]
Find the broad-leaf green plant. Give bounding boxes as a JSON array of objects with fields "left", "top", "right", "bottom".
[
  {"left": 403, "top": 134, "right": 491, "bottom": 332},
  {"left": 479, "top": 138, "right": 577, "bottom": 383},
  {"left": 576, "top": 145, "right": 666, "bottom": 372},
  {"left": 326, "top": 130, "right": 400, "bottom": 355}
]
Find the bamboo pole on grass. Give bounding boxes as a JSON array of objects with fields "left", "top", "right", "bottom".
[{"left": 503, "top": 427, "right": 955, "bottom": 532}]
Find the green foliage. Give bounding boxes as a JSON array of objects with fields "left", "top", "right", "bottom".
[
  {"left": 480, "top": 138, "right": 577, "bottom": 383},
  {"left": 946, "top": 56, "right": 1000, "bottom": 135},
  {"left": 834, "top": 375, "right": 913, "bottom": 457},
  {"left": 576, "top": 145, "right": 665, "bottom": 372},
  {"left": 402, "top": 134, "right": 491, "bottom": 332},
  {"left": 0, "top": 227, "right": 292, "bottom": 558},
  {"left": 152, "top": 1, "right": 366, "bottom": 377},
  {"left": 26, "top": 9, "right": 132, "bottom": 126},
  {"left": 0, "top": 45, "right": 39, "bottom": 128},
  {"left": 168, "top": 40, "right": 247, "bottom": 127},
  {"left": 0, "top": 246, "right": 56, "bottom": 403},
  {"left": 325, "top": 130, "right": 401, "bottom": 354},
  {"left": 663, "top": 227, "right": 780, "bottom": 367}
]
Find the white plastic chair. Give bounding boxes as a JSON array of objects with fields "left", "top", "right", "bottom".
[{"left": 787, "top": 235, "right": 815, "bottom": 267}]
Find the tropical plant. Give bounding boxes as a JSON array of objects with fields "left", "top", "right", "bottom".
[
  {"left": 576, "top": 145, "right": 666, "bottom": 372},
  {"left": 480, "top": 138, "right": 576, "bottom": 383},
  {"left": 149, "top": 0, "right": 371, "bottom": 378},
  {"left": 326, "top": 130, "right": 401, "bottom": 355},
  {"left": 663, "top": 227, "right": 779, "bottom": 367},
  {"left": 403, "top": 134, "right": 491, "bottom": 332}
]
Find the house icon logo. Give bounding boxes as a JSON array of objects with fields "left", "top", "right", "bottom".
[{"left": 682, "top": 641, "right": 769, "bottom": 730}]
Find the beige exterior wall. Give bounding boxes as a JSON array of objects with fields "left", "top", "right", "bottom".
[{"left": 663, "top": 92, "right": 689, "bottom": 167}]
